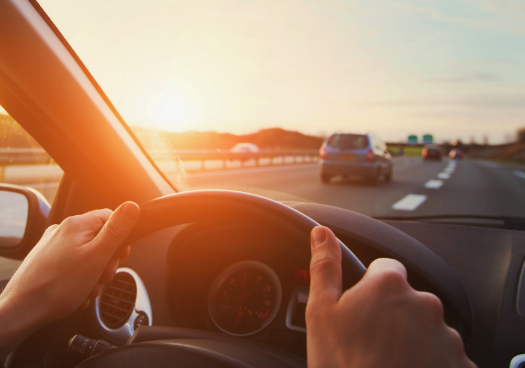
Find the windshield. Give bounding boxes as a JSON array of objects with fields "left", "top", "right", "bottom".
[
  {"left": 38, "top": 0, "right": 525, "bottom": 219},
  {"left": 328, "top": 135, "right": 369, "bottom": 150}
]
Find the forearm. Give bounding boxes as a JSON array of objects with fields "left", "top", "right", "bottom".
[{"left": 0, "top": 294, "right": 45, "bottom": 361}]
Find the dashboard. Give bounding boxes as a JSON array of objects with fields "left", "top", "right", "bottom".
[
  {"left": 96, "top": 217, "right": 469, "bottom": 358},
  {"left": 86, "top": 201, "right": 525, "bottom": 368}
]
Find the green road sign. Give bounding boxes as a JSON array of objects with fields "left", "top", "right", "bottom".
[
  {"left": 408, "top": 135, "right": 418, "bottom": 145},
  {"left": 423, "top": 134, "right": 433, "bottom": 144}
]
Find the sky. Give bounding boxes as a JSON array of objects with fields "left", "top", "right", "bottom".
[{"left": 37, "top": 0, "right": 525, "bottom": 143}]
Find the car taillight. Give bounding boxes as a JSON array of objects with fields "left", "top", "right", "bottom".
[
  {"left": 319, "top": 146, "right": 327, "bottom": 159},
  {"left": 366, "top": 149, "right": 375, "bottom": 162}
]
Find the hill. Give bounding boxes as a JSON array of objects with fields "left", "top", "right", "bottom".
[
  {"left": 132, "top": 127, "right": 324, "bottom": 150},
  {"left": 0, "top": 114, "right": 324, "bottom": 150}
]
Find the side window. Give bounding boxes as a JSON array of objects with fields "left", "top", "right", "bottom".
[
  {"left": 0, "top": 107, "right": 63, "bottom": 204},
  {"left": 0, "top": 106, "right": 63, "bottom": 279}
]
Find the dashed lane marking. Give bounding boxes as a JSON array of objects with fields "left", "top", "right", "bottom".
[
  {"left": 513, "top": 171, "right": 525, "bottom": 180},
  {"left": 437, "top": 173, "right": 450, "bottom": 179},
  {"left": 392, "top": 194, "right": 427, "bottom": 211},
  {"left": 424, "top": 179, "right": 444, "bottom": 189}
]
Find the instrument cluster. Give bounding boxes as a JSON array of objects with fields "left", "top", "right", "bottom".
[{"left": 166, "top": 223, "right": 311, "bottom": 350}]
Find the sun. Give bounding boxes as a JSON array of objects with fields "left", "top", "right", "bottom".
[{"left": 145, "top": 87, "right": 195, "bottom": 132}]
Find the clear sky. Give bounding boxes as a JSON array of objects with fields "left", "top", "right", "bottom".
[{"left": 38, "top": 0, "right": 525, "bottom": 143}]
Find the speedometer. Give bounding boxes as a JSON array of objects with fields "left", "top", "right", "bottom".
[{"left": 208, "top": 261, "right": 282, "bottom": 336}]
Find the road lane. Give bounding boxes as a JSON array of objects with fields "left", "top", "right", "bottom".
[
  {"left": 186, "top": 157, "right": 525, "bottom": 217},
  {"left": 3, "top": 157, "right": 525, "bottom": 218},
  {"left": 186, "top": 157, "right": 449, "bottom": 216},
  {"left": 388, "top": 159, "right": 525, "bottom": 217}
]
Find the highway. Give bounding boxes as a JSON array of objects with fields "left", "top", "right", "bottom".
[
  {"left": 4, "top": 156, "right": 525, "bottom": 219},
  {"left": 185, "top": 157, "right": 525, "bottom": 218}
]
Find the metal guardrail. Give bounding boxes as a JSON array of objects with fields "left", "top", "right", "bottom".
[
  {"left": 0, "top": 148, "right": 53, "bottom": 165},
  {"left": 0, "top": 148, "right": 319, "bottom": 180}
]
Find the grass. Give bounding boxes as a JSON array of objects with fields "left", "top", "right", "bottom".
[{"left": 387, "top": 145, "right": 423, "bottom": 157}]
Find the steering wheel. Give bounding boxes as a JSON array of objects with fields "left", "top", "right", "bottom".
[{"left": 78, "top": 190, "right": 366, "bottom": 368}]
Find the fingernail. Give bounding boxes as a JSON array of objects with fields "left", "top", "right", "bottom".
[
  {"left": 311, "top": 227, "right": 327, "bottom": 248},
  {"left": 121, "top": 202, "right": 139, "bottom": 220}
]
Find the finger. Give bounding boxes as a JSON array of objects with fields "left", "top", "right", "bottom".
[
  {"left": 78, "top": 208, "right": 114, "bottom": 231},
  {"left": 85, "top": 208, "right": 113, "bottom": 223},
  {"left": 88, "top": 283, "right": 104, "bottom": 299},
  {"left": 115, "top": 246, "right": 130, "bottom": 260},
  {"left": 309, "top": 226, "right": 342, "bottom": 305},
  {"left": 99, "top": 258, "right": 119, "bottom": 284},
  {"left": 44, "top": 224, "right": 59, "bottom": 233},
  {"left": 80, "top": 299, "right": 90, "bottom": 309},
  {"left": 63, "top": 209, "right": 113, "bottom": 240},
  {"left": 361, "top": 258, "right": 409, "bottom": 295},
  {"left": 365, "top": 258, "right": 408, "bottom": 280},
  {"left": 90, "top": 202, "right": 140, "bottom": 256}
]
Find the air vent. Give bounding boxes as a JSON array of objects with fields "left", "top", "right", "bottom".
[{"left": 99, "top": 272, "right": 137, "bottom": 329}]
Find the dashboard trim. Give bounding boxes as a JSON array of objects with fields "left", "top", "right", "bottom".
[
  {"left": 95, "top": 267, "right": 153, "bottom": 341},
  {"left": 286, "top": 285, "right": 309, "bottom": 333}
]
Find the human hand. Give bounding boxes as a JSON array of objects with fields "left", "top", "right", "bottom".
[
  {"left": 306, "top": 226, "right": 476, "bottom": 368},
  {"left": 0, "top": 202, "right": 140, "bottom": 355}
]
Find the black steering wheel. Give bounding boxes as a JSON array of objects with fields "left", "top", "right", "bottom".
[{"left": 77, "top": 190, "right": 366, "bottom": 368}]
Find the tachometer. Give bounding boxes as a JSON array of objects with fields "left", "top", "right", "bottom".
[{"left": 208, "top": 261, "right": 282, "bottom": 336}]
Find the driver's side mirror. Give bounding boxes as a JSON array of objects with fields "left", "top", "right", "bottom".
[{"left": 0, "top": 183, "right": 50, "bottom": 259}]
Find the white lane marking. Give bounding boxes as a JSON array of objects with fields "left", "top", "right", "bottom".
[
  {"left": 392, "top": 194, "right": 427, "bottom": 211},
  {"left": 424, "top": 179, "right": 444, "bottom": 189},
  {"left": 187, "top": 163, "right": 318, "bottom": 178},
  {"left": 514, "top": 171, "right": 525, "bottom": 180},
  {"left": 437, "top": 172, "right": 450, "bottom": 179},
  {"left": 443, "top": 168, "right": 455, "bottom": 174}
]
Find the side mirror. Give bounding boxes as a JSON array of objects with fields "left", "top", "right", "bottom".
[{"left": 0, "top": 183, "right": 50, "bottom": 259}]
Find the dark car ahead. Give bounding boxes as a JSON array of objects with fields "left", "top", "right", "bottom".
[
  {"left": 449, "top": 149, "right": 464, "bottom": 160},
  {"left": 422, "top": 145, "right": 442, "bottom": 161},
  {"left": 319, "top": 133, "right": 393, "bottom": 183}
]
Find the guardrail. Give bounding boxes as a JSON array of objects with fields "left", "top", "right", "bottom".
[{"left": 0, "top": 148, "right": 319, "bottom": 180}]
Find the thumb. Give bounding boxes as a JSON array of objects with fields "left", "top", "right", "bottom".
[
  {"left": 309, "top": 226, "right": 342, "bottom": 306},
  {"left": 90, "top": 202, "right": 140, "bottom": 256}
]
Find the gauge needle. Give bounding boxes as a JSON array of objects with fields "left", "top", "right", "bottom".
[
  {"left": 261, "top": 307, "right": 271, "bottom": 321},
  {"left": 235, "top": 305, "right": 243, "bottom": 324}
]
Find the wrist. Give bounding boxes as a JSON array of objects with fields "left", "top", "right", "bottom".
[{"left": 0, "top": 292, "right": 47, "bottom": 358}]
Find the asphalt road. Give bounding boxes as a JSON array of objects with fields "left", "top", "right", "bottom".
[
  {"left": 4, "top": 157, "right": 525, "bottom": 218},
  {"left": 185, "top": 157, "right": 525, "bottom": 218}
]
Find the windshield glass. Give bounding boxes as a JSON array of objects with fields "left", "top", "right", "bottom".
[
  {"left": 38, "top": 0, "right": 525, "bottom": 218},
  {"left": 328, "top": 135, "right": 369, "bottom": 150}
]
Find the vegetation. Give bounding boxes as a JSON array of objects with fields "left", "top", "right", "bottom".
[
  {"left": 0, "top": 114, "right": 324, "bottom": 150},
  {"left": 132, "top": 127, "right": 325, "bottom": 150},
  {"left": 518, "top": 127, "right": 525, "bottom": 143},
  {"left": 386, "top": 145, "right": 423, "bottom": 157}
]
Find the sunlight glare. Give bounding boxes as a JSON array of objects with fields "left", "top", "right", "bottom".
[{"left": 145, "top": 87, "right": 194, "bottom": 131}]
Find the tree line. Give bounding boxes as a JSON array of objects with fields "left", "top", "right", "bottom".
[{"left": 0, "top": 113, "right": 324, "bottom": 150}]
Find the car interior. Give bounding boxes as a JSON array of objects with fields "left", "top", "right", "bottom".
[{"left": 1, "top": 1, "right": 525, "bottom": 367}]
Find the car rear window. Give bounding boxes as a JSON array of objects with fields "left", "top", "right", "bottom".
[{"left": 327, "top": 134, "right": 369, "bottom": 149}]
